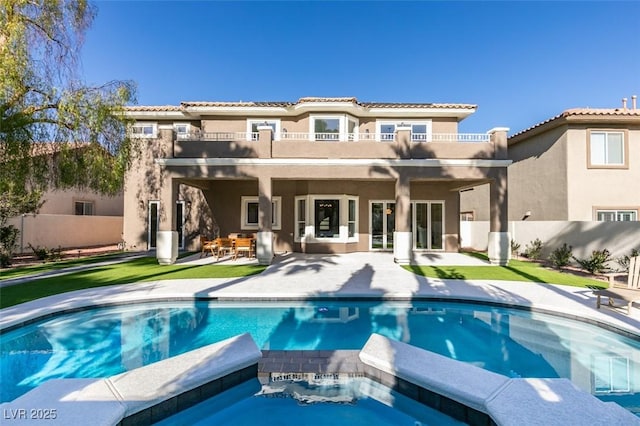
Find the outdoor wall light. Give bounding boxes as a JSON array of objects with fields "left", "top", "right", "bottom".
[{"left": 522, "top": 210, "right": 531, "bottom": 220}]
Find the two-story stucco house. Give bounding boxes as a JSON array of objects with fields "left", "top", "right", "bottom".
[
  {"left": 123, "top": 97, "right": 511, "bottom": 265},
  {"left": 461, "top": 98, "right": 640, "bottom": 223}
]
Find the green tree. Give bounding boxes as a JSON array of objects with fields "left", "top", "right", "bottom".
[{"left": 0, "top": 0, "right": 136, "bottom": 264}]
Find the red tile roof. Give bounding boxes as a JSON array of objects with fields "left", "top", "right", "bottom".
[
  {"left": 125, "top": 97, "right": 477, "bottom": 112},
  {"left": 510, "top": 108, "right": 640, "bottom": 140}
]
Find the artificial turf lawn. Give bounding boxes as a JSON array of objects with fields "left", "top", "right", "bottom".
[
  {"left": 0, "top": 256, "right": 267, "bottom": 309},
  {"left": 0, "top": 252, "right": 126, "bottom": 280},
  {"left": 404, "top": 257, "right": 608, "bottom": 288},
  {"left": 1, "top": 254, "right": 607, "bottom": 309}
]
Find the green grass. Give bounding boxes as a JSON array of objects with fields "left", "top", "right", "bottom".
[
  {"left": 405, "top": 256, "right": 608, "bottom": 288},
  {"left": 0, "top": 256, "right": 267, "bottom": 309},
  {"left": 0, "top": 252, "right": 127, "bottom": 280},
  {"left": 1, "top": 252, "right": 608, "bottom": 310}
]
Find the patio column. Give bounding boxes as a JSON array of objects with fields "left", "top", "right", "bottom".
[
  {"left": 257, "top": 124, "right": 273, "bottom": 158},
  {"left": 395, "top": 123, "right": 412, "bottom": 159},
  {"left": 488, "top": 167, "right": 510, "bottom": 265},
  {"left": 157, "top": 176, "right": 179, "bottom": 265},
  {"left": 394, "top": 173, "right": 412, "bottom": 264},
  {"left": 257, "top": 176, "right": 274, "bottom": 265}
]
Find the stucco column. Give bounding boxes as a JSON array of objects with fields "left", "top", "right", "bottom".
[
  {"left": 394, "top": 173, "right": 412, "bottom": 264},
  {"left": 395, "top": 124, "right": 412, "bottom": 159},
  {"left": 156, "top": 175, "right": 179, "bottom": 265},
  {"left": 488, "top": 168, "right": 510, "bottom": 265},
  {"left": 488, "top": 127, "right": 509, "bottom": 160},
  {"left": 257, "top": 124, "right": 273, "bottom": 158},
  {"left": 257, "top": 175, "right": 274, "bottom": 264}
]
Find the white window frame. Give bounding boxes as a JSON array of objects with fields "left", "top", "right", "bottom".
[
  {"left": 173, "top": 122, "right": 191, "bottom": 139},
  {"left": 375, "top": 120, "right": 432, "bottom": 142},
  {"left": 309, "top": 114, "right": 359, "bottom": 142},
  {"left": 131, "top": 122, "right": 158, "bottom": 138},
  {"left": 246, "top": 119, "right": 281, "bottom": 141},
  {"left": 294, "top": 195, "right": 358, "bottom": 243},
  {"left": 596, "top": 209, "right": 637, "bottom": 222},
  {"left": 241, "top": 196, "right": 281, "bottom": 230},
  {"left": 589, "top": 130, "right": 625, "bottom": 166},
  {"left": 74, "top": 200, "right": 94, "bottom": 216}
]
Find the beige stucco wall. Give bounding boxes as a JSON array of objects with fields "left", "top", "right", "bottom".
[
  {"left": 199, "top": 115, "right": 460, "bottom": 136},
  {"left": 8, "top": 214, "right": 123, "bottom": 253},
  {"left": 461, "top": 125, "right": 570, "bottom": 221},
  {"left": 37, "top": 188, "right": 123, "bottom": 216},
  {"left": 507, "top": 125, "right": 569, "bottom": 220},
  {"left": 462, "top": 220, "right": 640, "bottom": 262},
  {"left": 566, "top": 125, "right": 640, "bottom": 220}
]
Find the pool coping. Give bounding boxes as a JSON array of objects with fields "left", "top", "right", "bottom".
[
  {"left": 359, "top": 333, "right": 640, "bottom": 425},
  {"left": 0, "top": 333, "right": 261, "bottom": 426}
]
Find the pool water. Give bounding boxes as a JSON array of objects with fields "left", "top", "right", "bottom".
[
  {"left": 155, "top": 377, "right": 465, "bottom": 426},
  {"left": 1, "top": 300, "right": 639, "bottom": 415}
]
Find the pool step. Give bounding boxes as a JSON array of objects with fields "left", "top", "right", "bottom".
[{"left": 259, "top": 350, "right": 365, "bottom": 377}]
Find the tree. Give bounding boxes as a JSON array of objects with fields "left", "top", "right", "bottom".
[{"left": 0, "top": 0, "right": 137, "bottom": 264}]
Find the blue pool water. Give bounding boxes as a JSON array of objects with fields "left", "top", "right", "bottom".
[
  {"left": 1, "top": 300, "right": 639, "bottom": 415},
  {"left": 155, "top": 377, "right": 465, "bottom": 426}
]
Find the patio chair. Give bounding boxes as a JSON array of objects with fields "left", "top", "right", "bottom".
[
  {"left": 233, "top": 237, "right": 255, "bottom": 260},
  {"left": 594, "top": 256, "right": 640, "bottom": 315},
  {"left": 215, "top": 237, "right": 234, "bottom": 260},
  {"left": 200, "top": 236, "right": 217, "bottom": 258}
]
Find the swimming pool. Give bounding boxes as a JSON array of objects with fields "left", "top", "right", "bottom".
[
  {"left": 155, "top": 376, "right": 465, "bottom": 426},
  {"left": 1, "top": 299, "right": 639, "bottom": 415}
]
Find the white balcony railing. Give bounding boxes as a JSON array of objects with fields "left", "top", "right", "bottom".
[
  {"left": 177, "top": 131, "right": 491, "bottom": 143},
  {"left": 429, "top": 133, "right": 490, "bottom": 142}
]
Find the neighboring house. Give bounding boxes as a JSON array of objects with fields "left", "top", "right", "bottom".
[
  {"left": 461, "top": 99, "right": 640, "bottom": 222},
  {"left": 9, "top": 187, "right": 124, "bottom": 253},
  {"left": 6, "top": 143, "right": 124, "bottom": 253},
  {"left": 123, "top": 97, "right": 511, "bottom": 265}
]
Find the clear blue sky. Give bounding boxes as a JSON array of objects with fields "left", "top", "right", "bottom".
[{"left": 80, "top": 1, "right": 640, "bottom": 134}]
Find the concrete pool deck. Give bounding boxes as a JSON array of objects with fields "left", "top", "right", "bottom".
[{"left": 1, "top": 251, "right": 638, "bottom": 335}]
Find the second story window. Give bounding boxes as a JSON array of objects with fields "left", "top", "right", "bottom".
[
  {"left": 314, "top": 118, "right": 340, "bottom": 141},
  {"left": 130, "top": 122, "right": 157, "bottom": 138},
  {"left": 174, "top": 123, "right": 191, "bottom": 139},
  {"left": 589, "top": 131, "right": 625, "bottom": 167},
  {"left": 247, "top": 119, "right": 281, "bottom": 141},
  {"left": 75, "top": 201, "right": 94, "bottom": 215},
  {"left": 376, "top": 120, "right": 432, "bottom": 142},
  {"left": 309, "top": 115, "right": 359, "bottom": 142}
]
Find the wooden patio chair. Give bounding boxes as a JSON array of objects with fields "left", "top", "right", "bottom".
[
  {"left": 200, "top": 236, "right": 217, "bottom": 258},
  {"left": 594, "top": 256, "right": 640, "bottom": 315},
  {"left": 233, "top": 237, "right": 255, "bottom": 260},
  {"left": 215, "top": 237, "right": 234, "bottom": 260}
]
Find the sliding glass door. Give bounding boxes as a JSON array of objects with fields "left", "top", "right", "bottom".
[
  {"left": 370, "top": 201, "right": 395, "bottom": 250},
  {"left": 413, "top": 201, "right": 444, "bottom": 250}
]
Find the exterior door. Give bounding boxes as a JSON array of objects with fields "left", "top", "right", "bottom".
[
  {"left": 370, "top": 201, "right": 395, "bottom": 250},
  {"left": 413, "top": 202, "right": 444, "bottom": 250},
  {"left": 148, "top": 201, "right": 159, "bottom": 250}
]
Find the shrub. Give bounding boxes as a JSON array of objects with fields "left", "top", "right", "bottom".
[
  {"left": 549, "top": 243, "right": 573, "bottom": 269},
  {"left": 27, "top": 244, "right": 62, "bottom": 262},
  {"left": 510, "top": 240, "right": 521, "bottom": 257},
  {"left": 573, "top": 249, "right": 612, "bottom": 274},
  {"left": 616, "top": 248, "right": 639, "bottom": 272},
  {"left": 523, "top": 238, "right": 543, "bottom": 260},
  {"left": 0, "top": 225, "right": 19, "bottom": 268}
]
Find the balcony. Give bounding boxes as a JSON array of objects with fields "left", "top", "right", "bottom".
[
  {"left": 177, "top": 131, "right": 491, "bottom": 143},
  {"left": 172, "top": 127, "right": 503, "bottom": 161}
]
